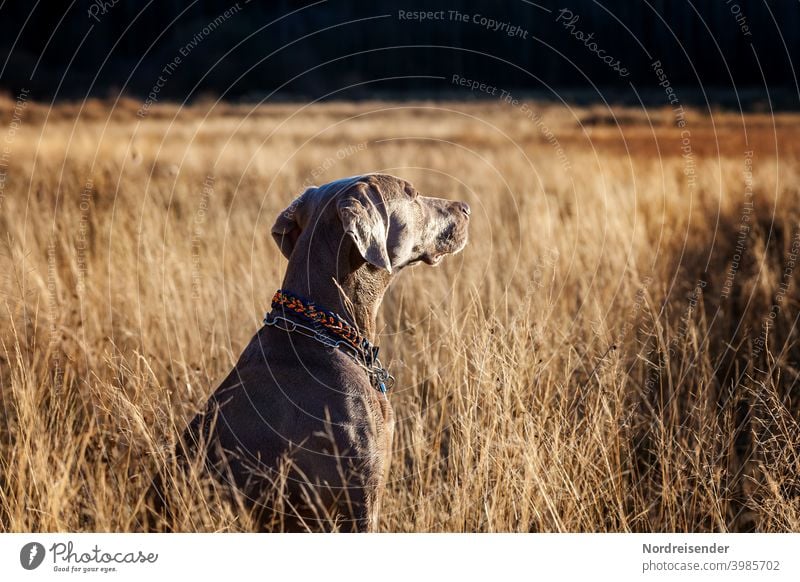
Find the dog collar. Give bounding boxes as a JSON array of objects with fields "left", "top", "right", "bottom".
[{"left": 264, "top": 289, "right": 393, "bottom": 394}]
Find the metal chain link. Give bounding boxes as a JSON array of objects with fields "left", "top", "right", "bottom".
[{"left": 263, "top": 313, "right": 395, "bottom": 395}]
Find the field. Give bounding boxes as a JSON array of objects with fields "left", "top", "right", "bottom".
[{"left": 1, "top": 96, "right": 799, "bottom": 532}]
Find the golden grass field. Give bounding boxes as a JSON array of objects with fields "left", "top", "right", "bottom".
[{"left": 1, "top": 95, "right": 798, "bottom": 532}]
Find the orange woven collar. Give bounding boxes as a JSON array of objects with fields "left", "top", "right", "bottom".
[{"left": 270, "top": 289, "right": 367, "bottom": 351}]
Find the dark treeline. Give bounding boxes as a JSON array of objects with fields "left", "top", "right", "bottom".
[{"left": 0, "top": 0, "right": 797, "bottom": 106}]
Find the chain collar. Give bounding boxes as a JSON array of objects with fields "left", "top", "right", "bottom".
[{"left": 264, "top": 289, "right": 394, "bottom": 395}]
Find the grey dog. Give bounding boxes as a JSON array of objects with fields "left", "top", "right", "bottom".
[{"left": 150, "top": 173, "right": 470, "bottom": 532}]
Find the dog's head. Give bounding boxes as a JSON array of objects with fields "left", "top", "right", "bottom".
[{"left": 271, "top": 174, "right": 470, "bottom": 274}]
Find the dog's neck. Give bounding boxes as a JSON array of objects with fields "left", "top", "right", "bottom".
[{"left": 280, "top": 235, "right": 392, "bottom": 340}]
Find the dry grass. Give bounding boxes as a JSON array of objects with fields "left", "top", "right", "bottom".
[{"left": 1, "top": 96, "right": 798, "bottom": 532}]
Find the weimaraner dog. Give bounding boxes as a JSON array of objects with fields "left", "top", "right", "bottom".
[{"left": 152, "top": 173, "right": 469, "bottom": 532}]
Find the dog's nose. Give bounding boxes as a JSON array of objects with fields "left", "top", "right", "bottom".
[{"left": 454, "top": 201, "right": 471, "bottom": 218}]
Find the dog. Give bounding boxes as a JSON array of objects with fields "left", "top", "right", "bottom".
[{"left": 152, "top": 173, "right": 470, "bottom": 532}]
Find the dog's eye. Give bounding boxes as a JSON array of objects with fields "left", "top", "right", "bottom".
[{"left": 404, "top": 184, "right": 419, "bottom": 200}]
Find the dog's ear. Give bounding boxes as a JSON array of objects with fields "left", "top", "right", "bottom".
[
  {"left": 271, "top": 188, "right": 314, "bottom": 259},
  {"left": 337, "top": 182, "right": 392, "bottom": 273}
]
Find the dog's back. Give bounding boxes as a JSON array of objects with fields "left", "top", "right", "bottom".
[{"left": 154, "top": 325, "right": 389, "bottom": 532}]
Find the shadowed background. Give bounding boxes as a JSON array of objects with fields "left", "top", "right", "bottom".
[{"left": 0, "top": 1, "right": 798, "bottom": 106}]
